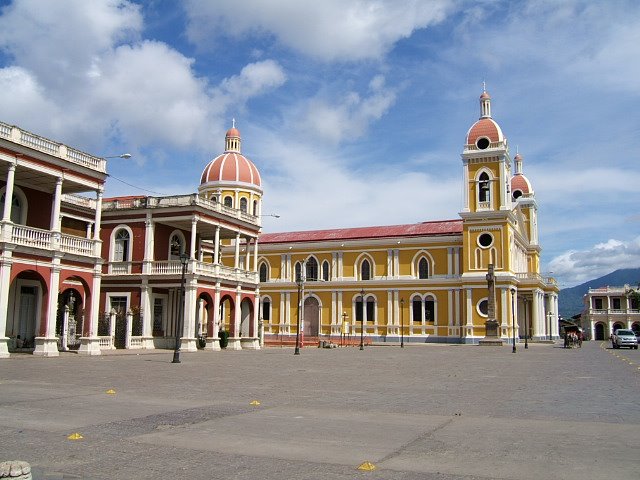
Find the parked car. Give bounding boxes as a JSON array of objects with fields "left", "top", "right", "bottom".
[{"left": 611, "top": 329, "right": 639, "bottom": 349}]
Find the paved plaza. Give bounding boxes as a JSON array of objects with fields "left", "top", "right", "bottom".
[{"left": 1, "top": 341, "right": 639, "bottom": 480}]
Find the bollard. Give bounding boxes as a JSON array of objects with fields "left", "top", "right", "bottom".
[{"left": 0, "top": 461, "right": 32, "bottom": 480}]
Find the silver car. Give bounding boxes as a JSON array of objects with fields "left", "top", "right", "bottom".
[{"left": 612, "top": 329, "right": 639, "bottom": 349}]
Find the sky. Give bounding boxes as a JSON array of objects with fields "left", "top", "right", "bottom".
[{"left": 0, "top": 0, "right": 638, "bottom": 289}]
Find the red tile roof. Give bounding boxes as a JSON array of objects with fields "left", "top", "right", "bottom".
[{"left": 259, "top": 219, "right": 463, "bottom": 244}]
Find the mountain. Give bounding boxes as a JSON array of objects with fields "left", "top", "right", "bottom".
[{"left": 558, "top": 268, "right": 640, "bottom": 318}]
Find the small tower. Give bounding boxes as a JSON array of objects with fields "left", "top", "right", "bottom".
[{"left": 199, "top": 121, "right": 263, "bottom": 220}]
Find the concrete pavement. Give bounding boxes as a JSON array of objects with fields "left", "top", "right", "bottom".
[{"left": 1, "top": 341, "right": 638, "bottom": 479}]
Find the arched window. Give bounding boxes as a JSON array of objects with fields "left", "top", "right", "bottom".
[
  {"left": 412, "top": 298, "right": 422, "bottom": 323},
  {"left": 424, "top": 296, "right": 435, "bottom": 322},
  {"left": 322, "top": 260, "right": 330, "bottom": 281},
  {"left": 253, "top": 200, "right": 258, "bottom": 216},
  {"left": 479, "top": 172, "right": 490, "bottom": 203},
  {"left": 259, "top": 262, "right": 268, "bottom": 283},
  {"left": 306, "top": 257, "right": 318, "bottom": 281},
  {"left": 262, "top": 298, "right": 271, "bottom": 321},
  {"left": 361, "top": 259, "right": 371, "bottom": 280},
  {"left": 223, "top": 196, "right": 233, "bottom": 208},
  {"left": 169, "top": 233, "right": 184, "bottom": 260},
  {"left": 114, "top": 229, "right": 130, "bottom": 262},
  {"left": 0, "top": 191, "right": 25, "bottom": 224},
  {"left": 418, "top": 258, "right": 429, "bottom": 279},
  {"left": 366, "top": 297, "right": 375, "bottom": 323},
  {"left": 294, "top": 261, "right": 302, "bottom": 282},
  {"left": 240, "top": 197, "right": 248, "bottom": 213},
  {"left": 210, "top": 195, "right": 218, "bottom": 203}
]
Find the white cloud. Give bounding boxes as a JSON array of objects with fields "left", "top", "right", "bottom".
[
  {"left": 253, "top": 127, "right": 460, "bottom": 233},
  {"left": 296, "top": 75, "right": 396, "bottom": 143},
  {"left": 184, "top": 0, "right": 455, "bottom": 61},
  {"left": 0, "top": 0, "right": 286, "bottom": 155},
  {"left": 548, "top": 236, "right": 640, "bottom": 287}
]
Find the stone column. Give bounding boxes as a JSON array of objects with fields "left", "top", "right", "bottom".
[
  {"left": 214, "top": 226, "right": 220, "bottom": 264},
  {"left": 78, "top": 267, "right": 102, "bottom": 355},
  {"left": 93, "top": 189, "right": 103, "bottom": 240},
  {"left": 190, "top": 216, "right": 198, "bottom": 260},
  {"left": 180, "top": 280, "right": 198, "bottom": 352},
  {"left": 0, "top": 253, "right": 13, "bottom": 358},
  {"left": 2, "top": 163, "right": 16, "bottom": 222},
  {"left": 140, "top": 282, "right": 154, "bottom": 349},
  {"left": 227, "top": 288, "right": 243, "bottom": 350},
  {"left": 205, "top": 285, "right": 221, "bottom": 351},
  {"left": 253, "top": 238, "right": 259, "bottom": 272},
  {"left": 34, "top": 259, "right": 61, "bottom": 356},
  {"left": 234, "top": 232, "right": 240, "bottom": 269},
  {"left": 50, "top": 177, "right": 63, "bottom": 232}
]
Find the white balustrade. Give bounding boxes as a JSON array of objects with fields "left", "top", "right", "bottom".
[
  {"left": 110, "top": 262, "right": 131, "bottom": 274},
  {"left": 60, "top": 234, "right": 94, "bottom": 256},
  {"left": 98, "top": 336, "right": 113, "bottom": 348}
]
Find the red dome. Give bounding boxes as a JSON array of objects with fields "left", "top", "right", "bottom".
[
  {"left": 511, "top": 174, "right": 531, "bottom": 195},
  {"left": 200, "top": 152, "right": 262, "bottom": 189},
  {"left": 226, "top": 127, "right": 240, "bottom": 138},
  {"left": 466, "top": 118, "right": 504, "bottom": 146}
]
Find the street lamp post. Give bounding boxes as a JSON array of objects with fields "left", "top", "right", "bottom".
[
  {"left": 400, "top": 298, "right": 405, "bottom": 348},
  {"left": 104, "top": 153, "right": 132, "bottom": 159},
  {"left": 360, "top": 289, "right": 365, "bottom": 351},
  {"left": 510, "top": 288, "right": 517, "bottom": 353},
  {"left": 172, "top": 253, "right": 189, "bottom": 364},
  {"left": 294, "top": 265, "right": 305, "bottom": 355},
  {"left": 523, "top": 297, "right": 529, "bottom": 349}
]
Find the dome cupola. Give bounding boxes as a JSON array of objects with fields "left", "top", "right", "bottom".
[{"left": 465, "top": 86, "right": 505, "bottom": 149}]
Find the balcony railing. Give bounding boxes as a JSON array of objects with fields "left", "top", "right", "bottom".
[
  {"left": 0, "top": 121, "right": 106, "bottom": 173},
  {"left": 102, "top": 193, "right": 260, "bottom": 225},
  {"left": 515, "top": 273, "right": 557, "bottom": 286},
  {"left": 0, "top": 222, "right": 99, "bottom": 257},
  {"left": 61, "top": 193, "right": 97, "bottom": 210},
  {"left": 106, "top": 259, "right": 258, "bottom": 284},
  {"left": 588, "top": 308, "right": 640, "bottom": 316}
]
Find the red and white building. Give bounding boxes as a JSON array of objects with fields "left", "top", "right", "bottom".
[
  {"left": 98, "top": 126, "right": 262, "bottom": 352},
  {"left": 0, "top": 121, "right": 107, "bottom": 358}
]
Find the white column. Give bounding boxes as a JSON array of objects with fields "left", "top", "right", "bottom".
[
  {"left": 190, "top": 216, "right": 198, "bottom": 260},
  {"left": 214, "top": 226, "right": 220, "bottom": 264},
  {"left": 140, "top": 282, "right": 153, "bottom": 344},
  {"left": 531, "top": 290, "right": 541, "bottom": 338},
  {"left": 253, "top": 238, "right": 259, "bottom": 272},
  {"left": 34, "top": 261, "right": 61, "bottom": 356},
  {"left": 180, "top": 281, "right": 197, "bottom": 352},
  {"left": 0, "top": 254, "right": 13, "bottom": 358},
  {"left": 50, "top": 177, "right": 63, "bottom": 231},
  {"left": 234, "top": 232, "right": 240, "bottom": 269},
  {"left": 462, "top": 161, "right": 470, "bottom": 212},
  {"left": 448, "top": 290, "right": 453, "bottom": 326},
  {"left": 143, "top": 215, "right": 154, "bottom": 273},
  {"left": 499, "top": 160, "right": 508, "bottom": 210},
  {"left": 78, "top": 268, "right": 102, "bottom": 355},
  {"left": 93, "top": 189, "right": 103, "bottom": 240},
  {"left": 2, "top": 163, "right": 16, "bottom": 222}
]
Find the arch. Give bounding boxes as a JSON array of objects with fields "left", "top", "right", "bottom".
[
  {"left": 303, "top": 296, "right": 320, "bottom": 337},
  {"left": 240, "top": 298, "right": 253, "bottom": 337},
  {"left": 411, "top": 251, "right": 435, "bottom": 279},
  {"left": 356, "top": 253, "right": 375, "bottom": 281},
  {"left": 260, "top": 295, "right": 272, "bottom": 324},
  {"left": 353, "top": 292, "right": 376, "bottom": 325},
  {"left": 476, "top": 168, "right": 493, "bottom": 207},
  {"left": 223, "top": 196, "right": 233, "bottom": 208},
  {"left": 197, "top": 291, "right": 214, "bottom": 339},
  {"left": 253, "top": 200, "right": 258, "bottom": 216},
  {"left": 110, "top": 225, "right": 133, "bottom": 263},
  {"left": 322, "top": 260, "right": 330, "bottom": 281},
  {"left": 6, "top": 270, "right": 47, "bottom": 349},
  {"left": 258, "top": 260, "right": 269, "bottom": 283},
  {"left": 409, "top": 293, "right": 437, "bottom": 324},
  {"left": 612, "top": 321, "right": 625, "bottom": 333},
  {"left": 305, "top": 255, "right": 319, "bottom": 281},
  {"left": 56, "top": 287, "right": 84, "bottom": 349},
  {"left": 240, "top": 197, "right": 248, "bottom": 213},
  {"left": 594, "top": 322, "right": 606, "bottom": 341},
  {"left": 294, "top": 261, "right": 303, "bottom": 281},
  {"left": 219, "top": 294, "right": 236, "bottom": 336},
  {"left": 0, "top": 185, "right": 28, "bottom": 224},
  {"left": 169, "top": 230, "right": 186, "bottom": 260}
]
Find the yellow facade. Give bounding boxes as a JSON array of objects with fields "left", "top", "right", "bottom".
[{"left": 255, "top": 91, "right": 559, "bottom": 345}]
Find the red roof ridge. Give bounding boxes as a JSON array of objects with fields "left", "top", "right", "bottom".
[{"left": 260, "top": 219, "right": 463, "bottom": 244}]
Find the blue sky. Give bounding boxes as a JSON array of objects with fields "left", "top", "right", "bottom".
[{"left": 0, "top": 0, "right": 638, "bottom": 288}]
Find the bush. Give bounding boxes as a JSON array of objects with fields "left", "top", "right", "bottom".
[{"left": 218, "top": 330, "right": 229, "bottom": 349}]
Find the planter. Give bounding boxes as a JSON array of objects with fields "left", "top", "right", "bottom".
[{"left": 218, "top": 330, "right": 229, "bottom": 349}]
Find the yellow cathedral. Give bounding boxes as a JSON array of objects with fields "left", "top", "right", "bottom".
[{"left": 223, "top": 90, "right": 559, "bottom": 346}]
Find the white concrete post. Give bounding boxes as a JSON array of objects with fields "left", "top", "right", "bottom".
[
  {"left": 50, "top": 177, "right": 63, "bottom": 232},
  {"left": 2, "top": 163, "right": 16, "bottom": 222},
  {"left": 214, "top": 226, "right": 220, "bottom": 264},
  {"left": 93, "top": 189, "right": 103, "bottom": 240},
  {"left": 0, "top": 254, "right": 13, "bottom": 358},
  {"left": 34, "top": 261, "right": 61, "bottom": 356},
  {"left": 234, "top": 232, "right": 240, "bottom": 269},
  {"left": 125, "top": 310, "right": 133, "bottom": 349}
]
